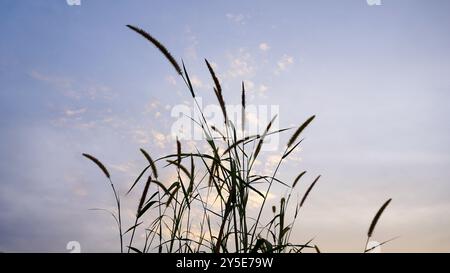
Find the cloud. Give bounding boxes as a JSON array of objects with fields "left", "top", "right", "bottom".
[
  {"left": 241, "top": 81, "right": 268, "bottom": 100},
  {"left": 66, "top": 175, "right": 89, "bottom": 198},
  {"left": 132, "top": 129, "right": 150, "bottom": 145},
  {"left": 209, "top": 61, "right": 218, "bottom": 70},
  {"left": 144, "top": 100, "right": 161, "bottom": 114},
  {"left": 30, "top": 70, "right": 114, "bottom": 100},
  {"left": 259, "top": 84, "right": 268, "bottom": 93},
  {"left": 231, "top": 56, "right": 253, "bottom": 77},
  {"left": 152, "top": 130, "right": 168, "bottom": 148},
  {"left": 165, "top": 75, "right": 177, "bottom": 86},
  {"left": 110, "top": 162, "right": 138, "bottom": 179},
  {"left": 246, "top": 110, "right": 259, "bottom": 128},
  {"left": 226, "top": 13, "right": 248, "bottom": 24},
  {"left": 85, "top": 84, "right": 113, "bottom": 100},
  {"left": 190, "top": 75, "right": 203, "bottom": 88},
  {"left": 245, "top": 80, "right": 255, "bottom": 90},
  {"left": 184, "top": 26, "right": 199, "bottom": 60},
  {"left": 259, "top": 43, "right": 270, "bottom": 52},
  {"left": 76, "top": 121, "right": 96, "bottom": 129},
  {"left": 110, "top": 163, "right": 133, "bottom": 173},
  {"left": 248, "top": 190, "right": 275, "bottom": 209},
  {"left": 277, "top": 54, "right": 294, "bottom": 71},
  {"left": 30, "top": 70, "right": 72, "bottom": 88},
  {"left": 132, "top": 128, "right": 171, "bottom": 148},
  {"left": 72, "top": 184, "right": 88, "bottom": 197},
  {"left": 227, "top": 49, "right": 255, "bottom": 78},
  {"left": 64, "top": 108, "right": 86, "bottom": 117}
]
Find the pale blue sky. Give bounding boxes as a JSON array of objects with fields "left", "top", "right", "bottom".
[{"left": 1, "top": 0, "right": 450, "bottom": 252}]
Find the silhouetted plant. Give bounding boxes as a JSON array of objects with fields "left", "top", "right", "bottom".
[{"left": 82, "top": 25, "right": 393, "bottom": 253}]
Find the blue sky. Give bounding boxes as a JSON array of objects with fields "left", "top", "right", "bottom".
[{"left": 1, "top": 0, "right": 450, "bottom": 252}]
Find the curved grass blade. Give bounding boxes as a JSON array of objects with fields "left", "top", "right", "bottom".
[
  {"left": 368, "top": 198, "right": 392, "bottom": 237},
  {"left": 182, "top": 60, "right": 195, "bottom": 98},
  {"left": 127, "top": 246, "right": 143, "bottom": 253},
  {"left": 124, "top": 222, "right": 143, "bottom": 235},
  {"left": 126, "top": 25, "right": 182, "bottom": 75},
  {"left": 151, "top": 180, "right": 169, "bottom": 195},
  {"left": 205, "top": 59, "right": 227, "bottom": 123},
  {"left": 314, "top": 245, "right": 321, "bottom": 253},
  {"left": 205, "top": 59, "right": 221, "bottom": 94},
  {"left": 89, "top": 208, "right": 119, "bottom": 227},
  {"left": 300, "top": 175, "right": 321, "bottom": 207},
  {"left": 292, "top": 171, "right": 307, "bottom": 189},
  {"left": 127, "top": 165, "right": 150, "bottom": 195},
  {"left": 137, "top": 176, "right": 152, "bottom": 213},
  {"left": 364, "top": 236, "right": 399, "bottom": 253},
  {"left": 82, "top": 153, "right": 110, "bottom": 179},
  {"left": 140, "top": 148, "right": 158, "bottom": 179},
  {"left": 137, "top": 200, "right": 158, "bottom": 218},
  {"left": 287, "top": 115, "right": 315, "bottom": 148},
  {"left": 282, "top": 139, "right": 303, "bottom": 160},
  {"left": 253, "top": 115, "right": 278, "bottom": 161}
]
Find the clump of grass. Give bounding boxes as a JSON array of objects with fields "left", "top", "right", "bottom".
[
  {"left": 82, "top": 153, "right": 123, "bottom": 253},
  {"left": 364, "top": 198, "right": 394, "bottom": 253},
  {"left": 82, "top": 25, "right": 394, "bottom": 253}
]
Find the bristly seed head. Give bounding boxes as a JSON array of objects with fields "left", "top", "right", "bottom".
[{"left": 126, "top": 24, "right": 182, "bottom": 75}]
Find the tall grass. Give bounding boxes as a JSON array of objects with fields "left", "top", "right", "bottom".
[{"left": 82, "top": 25, "right": 393, "bottom": 253}]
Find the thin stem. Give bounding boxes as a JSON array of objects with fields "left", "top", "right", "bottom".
[
  {"left": 249, "top": 146, "right": 288, "bottom": 248},
  {"left": 109, "top": 178, "right": 123, "bottom": 253},
  {"left": 364, "top": 237, "right": 370, "bottom": 253}
]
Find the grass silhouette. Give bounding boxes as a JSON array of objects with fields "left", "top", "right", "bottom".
[{"left": 82, "top": 25, "right": 393, "bottom": 253}]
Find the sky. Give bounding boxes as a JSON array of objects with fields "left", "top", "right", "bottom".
[{"left": 1, "top": 0, "right": 450, "bottom": 252}]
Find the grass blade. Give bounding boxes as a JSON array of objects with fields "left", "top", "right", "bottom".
[
  {"left": 124, "top": 222, "right": 143, "bottom": 235},
  {"left": 182, "top": 60, "right": 195, "bottom": 98},
  {"left": 127, "top": 165, "right": 150, "bottom": 195},
  {"left": 127, "top": 246, "right": 143, "bottom": 253},
  {"left": 314, "top": 245, "right": 321, "bottom": 253},
  {"left": 137, "top": 176, "right": 152, "bottom": 213},
  {"left": 241, "top": 81, "right": 245, "bottom": 132},
  {"left": 137, "top": 200, "right": 158, "bottom": 218},
  {"left": 253, "top": 115, "right": 277, "bottom": 161},
  {"left": 300, "top": 175, "right": 321, "bottom": 207}
]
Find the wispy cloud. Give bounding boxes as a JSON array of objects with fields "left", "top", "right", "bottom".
[
  {"left": 225, "top": 13, "right": 248, "bottom": 24},
  {"left": 190, "top": 75, "right": 203, "bottom": 88},
  {"left": 275, "top": 54, "right": 294, "bottom": 74},
  {"left": 152, "top": 130, "right": 169, "bottom": 148},
  {"left": 30, "top": 70, "right": 72, "bottom": 88},
  {"left": 30, "top": 70, "right": 115, "bottom": 100},
  {"left": 110, "top": 162, "right": 137, "bottom": 178},
  {"left": 64, "top": 108, "right": 86, "bottom": 117},
  {"left": 226, "top": 49, "right": 255, "bottom": 78},
  {"left": 259, "top": 42, "right": 270, "bottom": 52},
  {"left": 259, "top": 84, "right": 268, "bottom": 93},
  {"left": 184, "top": 26, "right": 199, "bottom": 60},
  {"left": 132, "top": 129, "right": 150, "bottom": 145},
  {"left": 165, "top": 75, "right": 177, "bottom": 86}
]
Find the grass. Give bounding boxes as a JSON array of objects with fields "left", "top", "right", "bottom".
[{"left": 82, "top": 25, "right": 393, "bottom": 253}]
